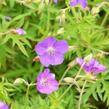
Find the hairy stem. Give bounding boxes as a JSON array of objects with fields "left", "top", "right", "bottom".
[
  {"left": 59, "top": 62, "right": 85, "bottom": 100},
  {"left": 26, "top": 84, "right": 30, "bottom": 100},
  {"left": 78, "top": 80, "right": 87, "bottom": 109},
  {"left": 72, "top": 8, "right": 78, "bottom": 21},
  {"left": 101, "top": 11, "right": 109, "bottom": 26},
  {"left": 0, "top": 29, "right": 13, "bottom": 36},
  {"left": 26, "top": 83, "right": 36, "bottom": 100},
  {"left": 59, "top": 67, "right": 70, "bottom": 84}
]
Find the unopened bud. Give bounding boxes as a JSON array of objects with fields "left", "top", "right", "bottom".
[
  {"left": 68, "top": 59, "right": 76, "bottom": 68},
  {"left": 63, "top": 77, "right": 74, "bottom": 83},
  {"left": 57, "top": 28, "right": 64, "bottom": 35},
  {"left": 68, "top": 46, "right": 77, "bottom": 51},
  {"left": 91, "top": 7, "right": 100, "bottom": 15},
  {"left": 57, "top": 9, "right": 66, "bottom": 24},
  {"left": 14, "top": 78, "right": 28, "bottom": 85}
]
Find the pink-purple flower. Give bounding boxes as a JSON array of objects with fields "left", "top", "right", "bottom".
[
  {"left": 35, "top": 37, "right": 68, "bottom": 67},
  {"left": 70, "top": 0, "right": 87, "bottom": 8},
  {"left": 36, "top": 69, "right": 59, "bottom": 94},
  {"left": 15, "top": 28, "right": 26, "bottom": 35},
  {"left": 0, "top": 101, "right": 9, "bottom": 109},
  {"left": 76, "top": 58, "right": 106, "bottom": 74},
  {"left": 54, "top": 0, "right": 58, "bottom": 3}
]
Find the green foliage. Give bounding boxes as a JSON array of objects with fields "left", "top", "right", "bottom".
[{"left": 0, "top": 0, "right": 109, "bottom": 109}]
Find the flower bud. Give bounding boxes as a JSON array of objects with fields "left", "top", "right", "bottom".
[
  {"left": 63, "top": 77, "right": 74, "bottom": 83},
  {"left": 91, "top": 7, "right": 100, "bottom": 16},
  {"left": 14, "top": 78, "right": 28, "bottom": 85},
  {"left": 68, "top": 59, "right": 76, "bottom": 68}
]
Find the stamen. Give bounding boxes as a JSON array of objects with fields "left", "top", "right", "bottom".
[
  {"left": 40, "top": 79, "right": 48, "bottom": 86},
  {"left": 47, "top": 47, "right": 55, "bottom": 55}
]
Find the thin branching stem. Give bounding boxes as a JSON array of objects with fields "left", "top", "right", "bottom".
[
  {"left": 58, "top": 62, "right": 85, "bottom": 100},
  {"left": 78, "top": 80, "right": 87, "bottom": 109},
  {"left": 0, "top": 29, "right": 13, "bottom": 36},
  {"left": 59, "top": 67, "right": 70, "bottom": 84},
  {"left": 101, "top": 11, "right": 109, "bottom": 26}
]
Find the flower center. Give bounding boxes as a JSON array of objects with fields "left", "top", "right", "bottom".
[
  {"left": 40, "top": 79, "right": 48, "bottom": 86},
  {"left": 47, "top": 47, "right": 55, "bottom": 55}
]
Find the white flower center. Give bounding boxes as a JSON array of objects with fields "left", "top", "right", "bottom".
[
  {"left": 47, "top": 47, "right": 55, "bottom": 55},
  {"left": 40, "top": 79, "right": 48, "bottom": 86}
]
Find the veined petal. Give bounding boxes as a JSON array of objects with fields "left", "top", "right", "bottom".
[
  {"left": 48, "top": 79, "right": 59, "bottom": 91},
  {"left": 79, "top": 0, "right": 87, "bottom": 8},
  {"left": 39, "top": 54, "right": 50, "bottom": 67},
  {"left": 93, "top": 62, "right": 106, "bottom": 73},
  {"left": 48, "top": 52, "right": 64, "bottom": 65},
  {"left": 85, "top": 59, "right": 96, "bottom": 67},
  {"left": 70, "top": 0, "right": 78, "bottom": 7},
  {"left": 41, "top": 37, "right": 56, "bottom": 47},
  {"left": 76, "top": 58, "right": 84, "bottom": 65},
  {"left": 35, "top": 37, "right": 57, "bottom": 55},
  {"left": 55, "top": 40, "right": 68, "bottom": 54},
  {"left": 35, "top": 44, "right": 46, "bottom": 55},
  {"left": 37, "top": 69, "right": 50, "bottom": 81},
  {"left": 37, "top": 84, "right": 53, "bottom": 94}
]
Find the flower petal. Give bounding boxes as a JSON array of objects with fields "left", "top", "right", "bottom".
[
  {"left": 48, "top": 79, "right": 59, "bottom": 91},
  {"left": 15, "top": 28, "right": 26, "bottom": 35},
  {"left": 35, "top": 37, "right": 56, "bottom": 55},
  {"left": 37, "top": 84, "right": 53, "bottom": 94},
  {"left": 37, "top": 69, "right": 49, "bottom": 81},
  {"left": 83, "top": 59, "right": 96, "bottom": 73},
  {"left": 0, "top": 101, "right": 9, "bottom": 109},
  {"left": 37, "top": 69, "right": 56, "bottom": 82},
  {"left": 54, "top": 0, "right": 58, "bottom": 3},
  {"left": 35, "top": 44, "right": 47, "bottom": 55},
  {"left": 55, "top": 40, "right": 68, "bottom": 54},
  {"left": 70, "top": 0, "right": 78, "bottom": 7},
  {"left": 49, "top": 52, "right": 64, "bottom": 65},
  {"left": 93, "top": 62, "right": 106, "bottom": 73},
  {"left": 79, "top": 0, "right": 87, "bottom": 8},
  {"left": 41, "top": 37, "right": 56, "bottom": 47},
  {"left": 76, "top": 58, "right": 84, "bottom": 65},
  {"left": 37, "top": 79, "right": 58, "bottom": 94},
  {"left": 40, "top": 52, "right": 64, "bottom": 66},
  {"left": 39, "top": 54, "right": 50, "bottom": 67}
]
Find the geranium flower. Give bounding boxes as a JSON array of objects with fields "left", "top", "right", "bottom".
[
  {"left": 76, "top": 58, "right": 106, "bottom": 74},
  {"left": 54, "top": 0, "right": 58, "bottom": 3},
  {"left": 15, "top": 28, "right": 26, "bottom": 35},
  {"left": 35, "top": 37, "right": 68, "bottom": 67},
  {"left": 70, "top": 0, "right": 87, "bottom": 8},
  {"left": 0, "top": 101, "right": 9, "bottom": 109},
  {"left": 36, "top": 69, "right": 59, "bottom": 94}
]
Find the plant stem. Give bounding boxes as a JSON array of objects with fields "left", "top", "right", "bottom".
[
  {"left": 72, "top": 8, "right": 78, "bottom": 21},
  {"left": 26, "top": 84, "right": 30, "bottom": 100},
  {"left": 59, "top": 83, "right": 73, "bottom": 100},
  {"left": 78, "top": 80, "right": 87, "bottom": 109},
  {"left": 26, "top": 83, "right": 36, "bottom": 100},
  {"left": 101, "top": 11, "right": 109, "bottom": 26},
  {"left": 59, "top": 67, "right": 70, "bottom": 84},
  {"left": 0, "top": 29, "right": 13, "bottom": 36},
  {"left": 59, "top": 62, "right": 85, "bottom": 100}
]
